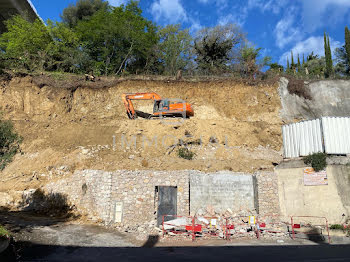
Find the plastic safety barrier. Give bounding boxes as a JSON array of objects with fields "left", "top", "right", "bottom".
[
  {"left": 192, "top": 216, "right": 226, "bottom": 240},
  {"left": 257, "top": 215, "right": 290, "bottom": 239},
  {"left": 291, "top": 216, "right": 331, "bottom": 244},
  {"left": 225, "top": 215, "right": 259, "bottom": 240},
  {"left": 162, "top": 215, "right": 196, "bottom": 240}
]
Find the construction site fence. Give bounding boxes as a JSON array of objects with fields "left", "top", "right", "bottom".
[
  {"left": 291, "top": 216, "right": 331, "bottom": 244},
  {"left": 162, "top": 214, "right": 331, "bottom": 243},
  {"left": 162, "top": 214, "right": 259, "bottom": 241}
]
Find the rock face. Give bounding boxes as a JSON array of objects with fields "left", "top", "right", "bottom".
[{"left": 279, "top": 77, "right": 350, "bottom": 122}]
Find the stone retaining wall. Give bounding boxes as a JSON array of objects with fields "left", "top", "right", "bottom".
[
  {"left": 45, "top": 170, "right": 280, "bottom": 227},
  {"left": 256, "top": 172, "right": 280, "bottom": 216}
]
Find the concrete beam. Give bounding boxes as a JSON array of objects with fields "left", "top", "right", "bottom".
[{"left": 0, "top": 0, "right": 41, "bottom": 33}]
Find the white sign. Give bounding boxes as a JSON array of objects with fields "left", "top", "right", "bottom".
[{"left": 303, "top": 168, "right": 328, "bottom": 186}]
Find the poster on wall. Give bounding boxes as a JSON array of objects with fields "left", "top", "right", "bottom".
[{"left": 303, "top": 167, "right": 328, "bottom": 186}]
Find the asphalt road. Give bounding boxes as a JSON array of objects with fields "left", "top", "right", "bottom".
[
  {"left": 7, "top": 243, "right": 350, "bottom": 262},
  {"left": 1, "top": 211, "right": 350, "bottom": 262}
]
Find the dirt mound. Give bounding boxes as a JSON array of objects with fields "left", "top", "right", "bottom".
[{"left": 0, "top": 75, "right": 282, "bottom": 192}]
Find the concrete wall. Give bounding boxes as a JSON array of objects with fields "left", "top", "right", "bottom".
[
  {"left": 189, "top": 172, "right": 256, "bottom": 215},
  {"left": 279, "top": 77, "right": 350, "bottom": 122},
  {"left": 276, "top": 165, "right": 350, "bottom": 223},
  {"left": 333, "top": 166, "right": 350, "bottom": 214}
]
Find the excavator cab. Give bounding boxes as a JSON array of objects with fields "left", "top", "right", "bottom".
[{"left": 154, "top": 99, "right": 170, "bottom": 113}]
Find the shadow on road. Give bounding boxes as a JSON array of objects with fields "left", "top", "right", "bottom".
[
  {"left": 142, "top": 235, "right": 159, "bottom": 248},
  {"left": 291, "top": 226, "right": 330, "bottom": 245},
  {"left": 1, "top": 241, "right": 349, "bottom": 262}
]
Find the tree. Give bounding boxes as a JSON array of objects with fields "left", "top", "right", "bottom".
[
  {"left": 324, "top": 32, "right": 333, "bottom": 78},
  {"left": 334, "top": 46, "right": 349, "bottom": 76},
  {"left": 158, "top": 24, "right": 192, "bottom": 75},
  {"left": 297, "top": 54, "right": 301, "bottom": 72},
  {"left": 268, "top": 63, "right": 284, "bottom": 74},
  {"left": 193, "top": 24, "right": 246, "bottom": 74},
  {"left": 290, "top": 50, "right": 294, "bottom": 69},
  {"left": 76, "top": 1, "right": 158, "bottom": 75},
  {"left": 345, "top": 27, "right": 350, "bottom": 66},
  {"left": 287, "top": 57, "right": 290, "bottom": 70},
  {"left": 61, "top": 0, "right": 109, "bottom": 28},
  {"left": 307, "top": 52, "right": 319, "bottom": 61},
  {"left": 0, "top": 15, "right": 52, "bottom": 71},
  {"left": 327, "top": 34, "right": 333, "bottom": 73},
  {"left": 303, "top": 54, "right": 305, "bottom": 65},
  {"left": 46, "top": 20, "right": 89, "bottom": 73},
  {"left": 240, "top": 45, "right": 271, "bottom": 78},
  {"left": 304, "top": 56, "right": 326, "bottom": 77}
]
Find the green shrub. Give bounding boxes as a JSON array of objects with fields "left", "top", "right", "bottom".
[
  {"left": 0, "top": 117, "right": 22, "bottom": 170},
  {"left": 330, "top": 224, "right": 344, "bottom": 230},
  {"left": 330, "top": 224, "right": 350, "bottom": 236},
  {"left": 303, "top": 152, "right": 327, "bottom": 172},
  {"left": 178, "top": 147, "right": 195, "bottom": 160},
  {"left": 0, "top": 225, "right": 10, "bottom": 238}
]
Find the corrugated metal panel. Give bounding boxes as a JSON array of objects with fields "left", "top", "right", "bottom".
[
  {"left": 322, "top": 117, "right": 350, "bottom": 155},
  {"left": 282, "top": 119, "right": 323, "bottom": 158}
]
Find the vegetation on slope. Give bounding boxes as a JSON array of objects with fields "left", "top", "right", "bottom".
[{"left": 0, "top": 116, "right": 22, "bottom": 170}]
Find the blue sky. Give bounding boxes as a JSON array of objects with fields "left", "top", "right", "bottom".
[{"left": 30, "top": 0, "right": 350, "bottom": 66}]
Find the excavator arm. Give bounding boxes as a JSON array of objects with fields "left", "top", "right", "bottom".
[{"left": 122, "top": 92, "right": 162, "bottom": 119}]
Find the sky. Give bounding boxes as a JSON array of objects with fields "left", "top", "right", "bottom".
[{"left": 30, "top": 0, "right": 350, "bottom": 66}]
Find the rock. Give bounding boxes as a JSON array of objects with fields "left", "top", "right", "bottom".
[
  {"left": 81, "top": 149, "right": 89, "bottom": 155},
  {"left": 214, "top": 208, "right": 221, "bottom": 214},
  {"left": 154, "top": 227, "right": 162, "bottom": 232},
  {"left": 196, "top": 208, "right": 205, "bottom": 216},
  {"left": 0, "top": 192, "right": 13, "bottom": 207},
  {"left": 206, "top": 206, "right": 215, "bottom": 216},
  {"left": 128, "top": 155, "right": 135, "bottom": 160}
]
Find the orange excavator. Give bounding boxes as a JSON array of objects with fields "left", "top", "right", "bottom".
[{"left": 122, "top": 92, "right": 194, "bottom": 119}]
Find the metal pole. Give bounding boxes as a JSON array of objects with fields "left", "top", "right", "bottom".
[
  {"left": 291, "top": 217, "right": 295, "bottom": 240},
  {"left": 225, "top": 218, "right": 228, "bottom": 241},
  {"left": 192, "top": 216, "right": 195, "bottom": 242},
  {"left": 162, "top": 215, "right": 165, "bottom": 238},
  {"left": 256, "top": 216, "right": 260, "bottom": 240},
  {"left": 325, "top": 218, "right": 331, "bottom": 244}
]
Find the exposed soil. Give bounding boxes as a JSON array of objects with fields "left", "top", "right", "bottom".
[{"left": 0, "top": 75, "right": 283, "bottom": 193}]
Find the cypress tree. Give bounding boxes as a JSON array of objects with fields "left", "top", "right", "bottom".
[
  {"left": 345, "top": 26, "right": 350, "bottom": 67},
  {"left": 324, "top": 32, "right": 330, "bottom": 77},
  {"left": 291, "top": 51, "right": 294, "bottom": 69},
  {"left": 324, "top": 33, "right": 333, "bottom": 77},
  {"left": 324, "top": 32, "right": 328, "bottom": 59},
  {"left": 303, "top": 54, "right": 305, "bottom": 65},
  {"left": 297, "top": 54, "right": 301, "bottom": 72},
  {"left": 287, "top": 57, "right": 290, "bottom": 71},
  {"left": 327, "top": 34, "right": 333, "bottom": 74}
]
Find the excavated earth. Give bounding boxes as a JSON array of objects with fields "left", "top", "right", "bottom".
[{"left": 0, "top": 75, "right": 283, "bottom": 195}]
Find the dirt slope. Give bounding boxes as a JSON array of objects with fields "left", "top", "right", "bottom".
[{"left": 0, "top": 75, "right": 282, "bottom": 192}]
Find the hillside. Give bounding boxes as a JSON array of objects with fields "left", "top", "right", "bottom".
[{"left": 0, "top": 75, "right": 282, "bottom": 192}]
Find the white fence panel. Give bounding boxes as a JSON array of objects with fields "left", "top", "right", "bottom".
[
  {"left": 322, "top": 117, "right": 350, "bottom": 155},
  {"left": 282, "top": 119, "right": 323, "bottom": 158}
]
